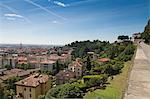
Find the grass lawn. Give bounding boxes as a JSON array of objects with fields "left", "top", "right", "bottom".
[{"left": 84, "top": 61, "right": 132, "bottom": 99}]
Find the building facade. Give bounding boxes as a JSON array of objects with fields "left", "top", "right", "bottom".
[
  {"left": 68, "top": 58, "right": 84, "bottom": 78},
  {"left": 15, "top": 74, "right": 52, "bottom": 99}
]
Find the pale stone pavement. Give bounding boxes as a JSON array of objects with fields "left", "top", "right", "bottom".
[{"left": 124, "top": 42, "right": 150, "bottom": 99}]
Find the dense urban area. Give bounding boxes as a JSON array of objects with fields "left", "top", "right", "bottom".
[{"left": 0, "top": 20, "right": 149, "bottom": 99}]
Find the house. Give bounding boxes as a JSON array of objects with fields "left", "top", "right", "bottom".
[
  {"left": 15, "top": 73, "right": 52, "bottom": 99},
  {"left": 132, "top": 33, "right": 142, "bottom": 43},
  {"left": 29, "top": 60, "right": 40, "bottom": 68},
  {"left": 68, "top": 58, "right": 84, "bottom": 78},
  {"left": 87, "top": 52, "right": 99, "bottom": 60},
  {"left": 48, "top": 54, "right": 60, "bottom": 61},
  {"left": 59, "top": 54, "right": 71, "bottom": 63},
  {"left": 0, "top": 57, "right": 17, "bottom": 68},
  {"left": 40, "top": 60, "right": 56, "bottom": 72},
  {"left": 17, "top": 57, "right": 28, "bottom": 65},
  {"left": 97, "top": 58, "right": 110, "bottom": 64},
  {"left": 55, "top": 70, "right": 76, "bottom": 85}
]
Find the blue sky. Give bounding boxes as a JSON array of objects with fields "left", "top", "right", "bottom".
[{"left": 0, "top": 0, "right": 149, "bottom": 45}]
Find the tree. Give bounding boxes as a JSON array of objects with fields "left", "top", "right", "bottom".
[
  {"left": 16, "top": 63, "right": 30, "bottom": 70},
  {"left": 38, "top": 95, "right": 45, "bottom": 99},
  {"left": 5, "top": 64, "right": 12, "bottom": 70},
  {"left": 117, "top": 44, "right": 135, "bottom": 61},
  {"left": 118, "top": 35, "right": 129, "bottom": 40},
  {"left": 141, "top": 32, "right": 150, "bottom": 43},
  {"left": 86, "top": 56, "right": 92, "bottom": 71},
  {"left": 4, "top": 76, "right": 22, "bottom": 98},
  {"left": 45, "top": 84, "right": 83, "bottom": 99},
  {"left": 84, "top": 75, "right": 108, "bottom": 88}
]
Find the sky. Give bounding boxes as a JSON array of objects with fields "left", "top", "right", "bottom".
[{"left": 0, "top": 0, "right": 149, "bottom": 45}]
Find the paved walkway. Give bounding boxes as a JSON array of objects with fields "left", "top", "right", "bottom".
[{"left": 124, "top": 42, "right": 150, "bottom": 99}]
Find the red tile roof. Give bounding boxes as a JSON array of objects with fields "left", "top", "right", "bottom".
[
  {"left": 98, "top": 58, "right": 110, "bottom": 62},
  {"left": 15, "top": 73, "right": 49, "bottom": 87}
]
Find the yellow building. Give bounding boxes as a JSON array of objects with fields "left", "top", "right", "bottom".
[{"left": 15, "top": 73, "right": 52, "bottom": 99}]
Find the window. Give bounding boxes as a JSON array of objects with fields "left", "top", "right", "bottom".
[
  {"left": 29, "top": 88, "right": 31, "bottom": 92},
  {"left": 24, "top": 88, "right": 26, "bottom": 91},
  {"left": 30, "top": 94, "right": 32, "bottom": 97},
  {"left": 19, "top": 93, "right": 23, "bottom": 97},
  {"left": 70, "top": 68, "right": 72, "bottom": 70}
]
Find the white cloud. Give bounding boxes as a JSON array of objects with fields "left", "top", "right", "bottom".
[
  {"left": 1, "top": 3, "right": 31, "bottom": 23},
  {"left": 54, "top": 1, "right": 69, "bottom": 7},
  {"left": 24, "top": 0, "right": 66, "bottom": 20},
  {"left": 4, "top": 13, "right": 24, "bottom": 18},
  {"left": 6, "top": 17, "right": 16, "bottom": 21}
]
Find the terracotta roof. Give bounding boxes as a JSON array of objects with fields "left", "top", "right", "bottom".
[
  {"left": 98, "top": 58, "right": 110, "bottom": 62},
  {"left": 29, "top": 60, "right": 39, "bottom": 64},
  {"left": 18, "top": 57, "right": 27, "bottom": 61},
  {"left": 68, "top": 58, "right": 83, "bottom": 67},
  {"left": 48, "top": 54, "right": 60, "bottom": 61},
  {"left": 40, "top": 60, "right": 56, "bottom": 64},
  {"left": 69, "top": 61, "right": 82, "bottom": 67},
  {"left": 15, "top": 73, "right": 49, "bottom": 87}
]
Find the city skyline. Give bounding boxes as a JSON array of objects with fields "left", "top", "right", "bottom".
[{"left": 0, "top": 0, "right": 149, "bottom": 45}]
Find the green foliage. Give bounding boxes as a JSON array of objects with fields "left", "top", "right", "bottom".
[
  {"left": 118, "top": 35, "right": 129, "bottom": 40},
  {"left": 39, "top": 70, "right": 53, "bottom": 75},
  {"left": 4, "top": 76, "right": 22, "bottom": 98},
  {"left": 45, "top": 84, "right": 83, "bottom": 99},
  {"left": 141, "top": 19, "right": 150, "bottom": 44},
  {"left": 86, "top": 56, "right": 92, "bottom": 71},
  {"left": 5, "top": 64, "right": 12, "bottom": 70},
  {"left": 83, "top": 75, "right": 102, "bottom": 79},
  {"left": 67, "top": 40, "right": 110, "bottom": 58},
  {"left": 141, "top": 32, "right": 150, "bottom": 44},
  {"left": 16, "top": 63, "right": 30, "bottom": 70},
  {"left": 38, "top": 95, "right": 45, "bottom": 99},
  {"left": 84, "top": 75, "right": 108, "bottom": 88},
  {"left": 53, "top": 60, "right": 60, "bottom": 74},
  {"left": 0, "top": 88, "right": 4, "bottom": 99},
  {"left": 117, "top": 44, "right": 135, "bottom": 61}
]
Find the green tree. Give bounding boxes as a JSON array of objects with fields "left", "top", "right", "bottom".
[
  {"left": 84, "top": 75, "right": 108, "bottom": 88},
  {"left": 45, "top": 84, "right": 83, "bottom": 99},
  {"left": 5, "top": 64, "right": 12, "bottom": 70},
  {"left": 38, "top": 95, "right": 45, "bottom": 99},
  {"left": 86, "top": 56, "right": 92, "bottom": 71},
  {"left": 4, "top": 76, "right": 22, "bottom": 98}
]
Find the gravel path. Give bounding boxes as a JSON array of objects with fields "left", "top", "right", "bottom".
[{"left": 124, "top": 42, "right": 150, "bottom": 99}]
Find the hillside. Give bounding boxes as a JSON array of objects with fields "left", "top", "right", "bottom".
[
  {"left": 141, "top": 19, "right": 150, "bottom": 44},
  {"left": 144, "top": 19, "right": 150, "bottom": 33}
]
